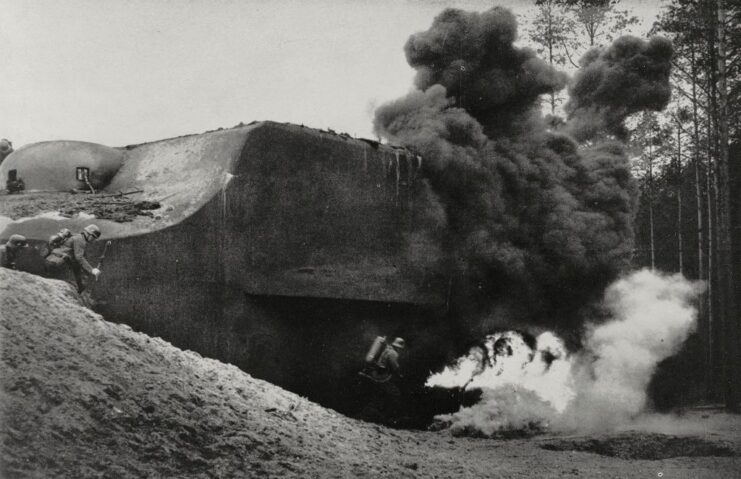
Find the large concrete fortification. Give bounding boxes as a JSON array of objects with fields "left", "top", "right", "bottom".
[{"left": 0, "top": 121, "right": 452, "bottom": 412}]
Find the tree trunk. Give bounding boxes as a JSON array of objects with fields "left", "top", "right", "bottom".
[
  {"left": 649, "top": 200, "right": 656, "bottom": 270},
  {"left": 706, "top": 0, "right": 720, "bottom": 401},
  {"left": 706, "top": 129, "right": 715, "bottom": 398},
  {"left": 690, "top": 43, "right": 704, "bottom": 284},
  {"left": 548, "top": 3, "right": 556, "bottom": 115},
  {"left": 715, "top": 0, "right": 739, "bottom": 410},
  {"left": 677, "top": 126, "right": 684, "bottom": 274},
  {"left": 689, "top": 38, "right": 710, "bottom": 396},
  {"left": 648, "top": 142, "right": 656, "bottom": 271}
]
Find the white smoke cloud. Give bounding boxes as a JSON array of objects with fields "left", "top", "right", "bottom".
[
  {"left": 556, "top": 269, "right": 703, "bottom": 432},
  {"left": 429, "top": 269, "right": 704, "bottom": 436}
]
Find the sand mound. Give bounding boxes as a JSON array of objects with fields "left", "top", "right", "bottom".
[
  {"left": 0, "top": 268, "right": 421, "bottom": 478},
  {"left": 2, "top": 267, "right": 740, "bottom": 478}
]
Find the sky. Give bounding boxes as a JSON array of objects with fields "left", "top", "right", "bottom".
[{"left": 1, "top": 0, "right": 663, "bottom": 148}]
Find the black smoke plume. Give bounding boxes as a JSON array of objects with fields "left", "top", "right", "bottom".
[
  {"left": 404, "top": 7, "right": 568, "bottom": 136},
  {"left": 565, "top": 36, "right": 673, "bottom": 142},
  {"left": 375, "top": 6, "right": 672, "bottom": 339}
]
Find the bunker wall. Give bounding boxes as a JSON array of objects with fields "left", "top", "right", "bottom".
[
  {"left": 86, "top": 123, "right": 449, "bottom": 408},
  {"left": 224, "top": 123, "right": 446, "bottom": 303}
]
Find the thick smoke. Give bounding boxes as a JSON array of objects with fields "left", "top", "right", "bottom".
[
  {"left": 404, "top": 7, "right": 568, "bottom": 136},
  {"left": 559, "top": 270, "right": 702, "bottom": 431},
  {"left": 375, "top": 7, "right": 672, "bottom": 333},
  {"left": 430, "top": 270, "right": 703, "bottom": 435},
  {"left": 565, "top": 36, "right": 673, "bottom": 142}
]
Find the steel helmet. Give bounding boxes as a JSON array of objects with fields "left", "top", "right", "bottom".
[
  {"left": 391, "top": 337, "right": 406, "bottom": 349},
  {"left": 84, "top": 224, "right": 101, "bottom": 239},
  {"left": 8, "top": 234, "right": 28, "bottom": 247}
]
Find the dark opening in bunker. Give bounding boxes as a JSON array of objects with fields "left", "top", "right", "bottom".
[
  {"left": 76, "top": 166, "right": 90, "bottom": 181},
  {"left": 233, "top": 293, "right": 480, "bottom": 430},
  {"left": 6, "top": 168, "right": 24, "bottom": 193}
]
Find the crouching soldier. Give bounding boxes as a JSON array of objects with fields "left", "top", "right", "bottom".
[
  {"left": 46, "top": 224, "right": 102, "bottom": 293},
  {"left": 359, "top": 337, "right": 406, "bottom": 424},
  {"left": 0, "top": 234, "right": 29, "bottom": 269}
]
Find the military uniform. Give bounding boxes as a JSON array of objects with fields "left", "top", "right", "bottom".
[
  {"left": 376, "top": 345, "right": 402, "bottom": 416},
  {"left": 0, "top": 244, "right": 17, "bottom": 269},
  {"left": 360, "top": 338, "right": 405, "bottom": 423},
  {"left": 46, "top": 226, "right": 100, "bottom": 293},
  {"left": 0, "top": 235, "right": 28, "bottom": 269},
  {"left": 376, "top": 345, "right": 401, "bottom": 379}
]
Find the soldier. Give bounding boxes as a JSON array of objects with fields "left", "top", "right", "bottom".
[
  {"left": 359, "top": 337, "right": 406, "bottom": 424},
  {"left": 0, "top": 234, "right": 29, "bottom": 269},
  {"left": 46, "top": 224, "right": 102, "bottom": 293},
  {"left": 377, "top": 337, "right": 405, "bottom": 380}
]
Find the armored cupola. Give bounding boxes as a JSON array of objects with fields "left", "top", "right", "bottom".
[{"left": 0, "top": 141, "right": 124, "bottom": 193}]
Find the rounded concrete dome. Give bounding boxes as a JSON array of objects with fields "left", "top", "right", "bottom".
[{"left": 0, "top": 141, "right": 124, "bottom": 192}]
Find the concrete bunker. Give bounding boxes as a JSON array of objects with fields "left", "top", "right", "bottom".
[
  {"left": 1, "top": 121, "right": 457, "bottom": 423},
  {"left": 1, "top": 141, "right": 125, "bottom": 192}
]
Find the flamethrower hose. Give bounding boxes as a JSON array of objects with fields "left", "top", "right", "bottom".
[
  {"left": 83, "top": 172, "right": 96, "bottom": 194},
  {"left": 95, "top": 241, "right": 112, "bottom": 281}
]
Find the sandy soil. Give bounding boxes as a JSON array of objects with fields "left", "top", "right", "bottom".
[{"left": 1, "top": 268, "right": 740, "bottom": 478}]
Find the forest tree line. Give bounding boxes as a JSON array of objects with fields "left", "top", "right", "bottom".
[{"left": 526, "top": 0, "right": 740, "bottom": 409}]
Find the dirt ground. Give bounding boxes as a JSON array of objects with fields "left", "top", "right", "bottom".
[{"left": 1, "top": 268, "right": 740, "bottom": 478}]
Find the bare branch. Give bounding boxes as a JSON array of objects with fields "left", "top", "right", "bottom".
[
  {"left": 671, "top": 61, "right": 712, "bottom": 97},
  {"left": 726, "top": 53, "right": 741, "bottom": 72},
  {"left": 672, "top": 82, "right": 708, "bottom": 107},
  {"left": 560, "top": 38, "right": 580, "bottom": 69}
]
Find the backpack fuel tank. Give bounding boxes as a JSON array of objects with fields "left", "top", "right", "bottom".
[
  {"left": 365, "top": 336, "right": 387, "bottom": 364},
  {"left": 41, "top": 228, "right": 72, "bottom": 258}
]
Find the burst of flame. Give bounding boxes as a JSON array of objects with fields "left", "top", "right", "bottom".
[
  {"left": 427, "top": 270, "right": 703, "bottom": 436},
  {"left": 425, "top": 345, "right": 486, "bottom": 389},
  {"left": 428, "top": 331, "right": 575, "bottom": 413}
]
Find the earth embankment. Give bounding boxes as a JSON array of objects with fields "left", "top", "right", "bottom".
[{"left": 1, "top": 268, "right": 739, "bottom": 478}]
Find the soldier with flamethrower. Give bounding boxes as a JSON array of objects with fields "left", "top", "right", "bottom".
[{"left": 359, "top": 336, "right": 407, "bottom": 424}]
